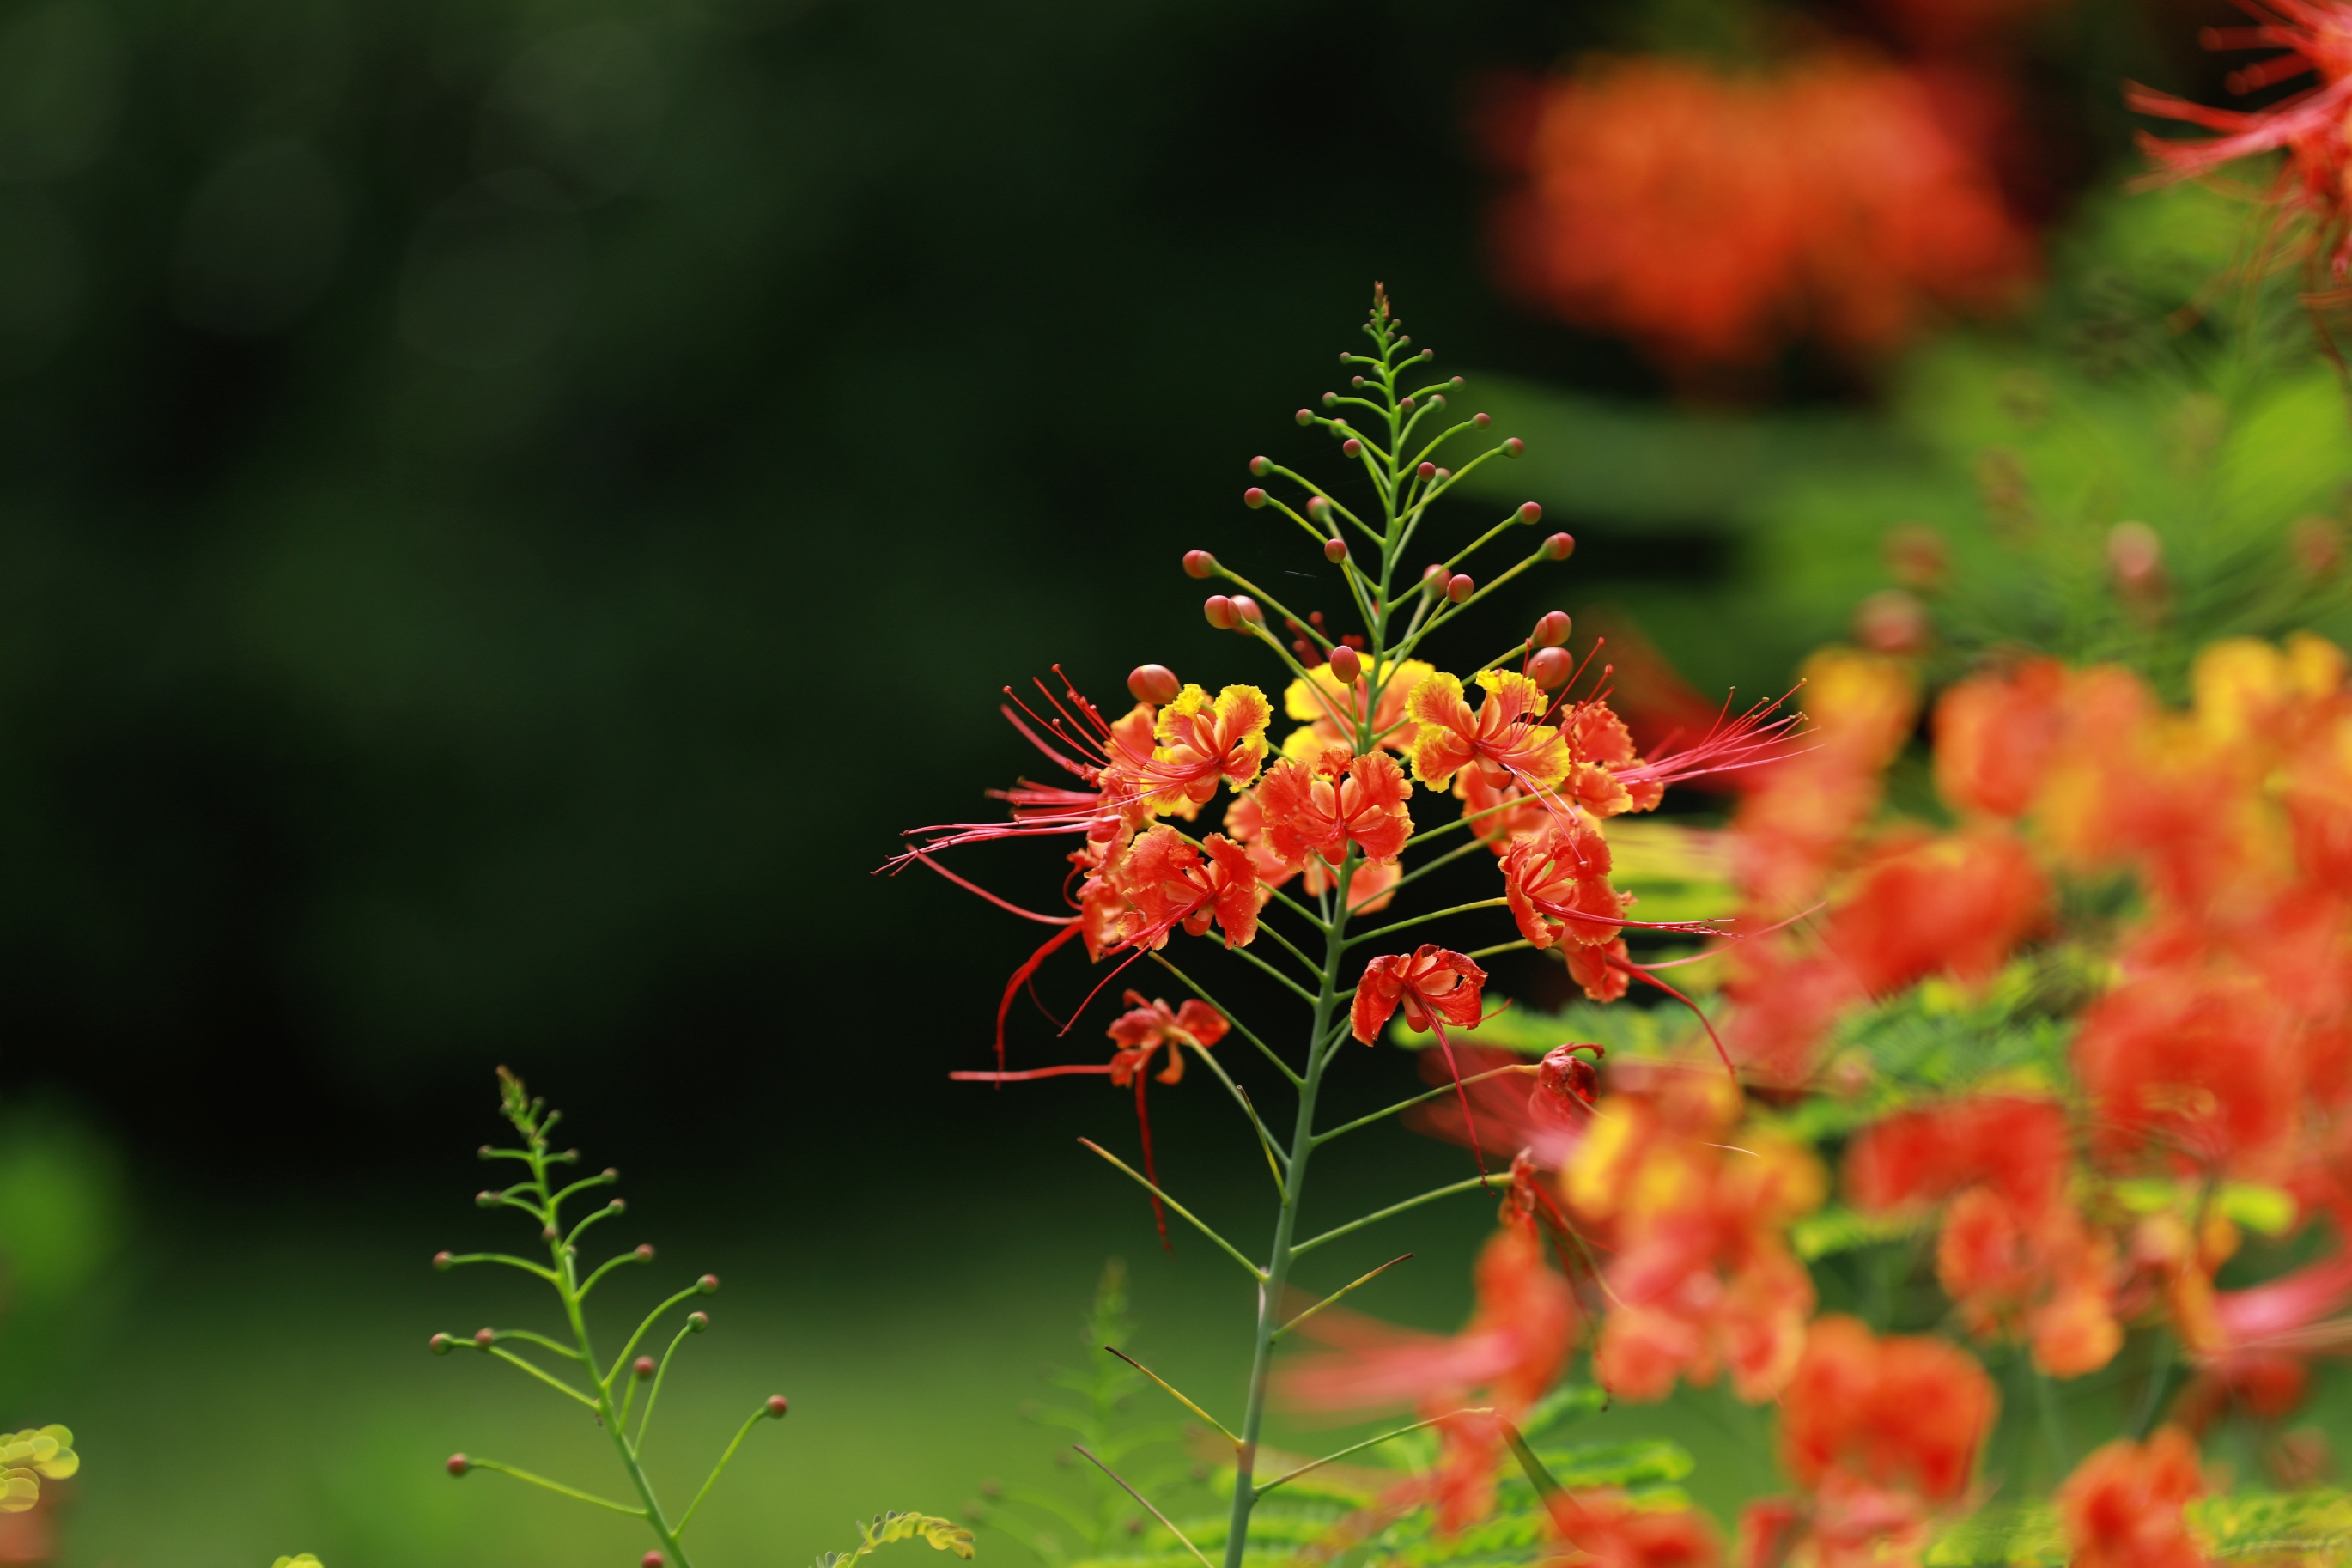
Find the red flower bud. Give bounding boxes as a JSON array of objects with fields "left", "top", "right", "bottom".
[
  {"left": 1341, "top": 438, "right": 1363, "bottom": 458},
  {"left": 1231, "top": 594, "right": 1263, "bottom": 624},
  {"left": 1328, "top": 645, "right": 1362, "bottom": 684},
  {"left": 644, "top": 1553, "right": 665, "bottom": 1568},
  {"left": 766, "top": 1394, "right": 791, "bottom": 1418},
  {"left": 1417, "top": 348, "right": 1433, "bottom": 360},
  {"left": 1422, "top": 563, "right": 1446, "bottom": 591},
  {"left": 1249, "top": 455, "right": 1271, "bottom": 477},
  {"left": 1446, "top": 574, "right": 1474, "bottom": 604},
  {"left": 447, "top": 1453, "right": 471, "bottom": 1477},
  {"left": 1542, "top": 532, "right": 1576, "bottom": 561},
  {"left": 1399, "top": 396, "right": 1415, "bottom": 410},
  {"left": 1204, "top": 595, "right": 1238, "bottom": 629},
  {"left": 688, "top": 1310, "right": 710, "bottom": 1331},
  {"left": 1350, "top": 375, "right": 1364, "bottom": 387},
  {"left": 432, "top": 1250, "right": 453, "bottom": 1271},
  {"left": 1533, "top": 611, "right": 1572, "bottom": 647},
  {"left": 1323, "top": 537, "right": 1347, "bottom": 563},
  {"left": 1433, "top": 467, "right": 1449, "bottom": 480},
  {"left": 698, "top": 1273, "right": 721, "bottom": 1293},
  {"left": 473, "top": 1327, "right": 495, "bottom": 1347},
  {"left": 1536, "top": 1043, "right": 1604, "bottom": 1108},
  {"left": 1294, "top": 408, "right": 1313, "bottom": 426},
  {"left": 1449, "top": 375, "right": 1465, "bottom": 387},
  {"left": 1183, "top": 549, "right": 1217, "bottom": 578},
  {"left": 634, "top": 1243, "right": 655, "bottom": 1262},
  {"left": 429, "top": 1332, "right": 454, "bottom": 1354},
  {"left": 607, "top": 1198, "right": 626, "bottom": 1214},
  {"left": 474, "top": 1190, "right": 496, "bottom": 1207},
  {"left": 1305, "top": 495, "right": 1331, "bottom": 520},
  {"left": 1243, "top": 486, "right": 1267, "bottom": 508},
  {"left": 1528, "top": 646, "right": 1575, "bottom": 690},
  {"left": 1474, "top": 412, "right": 1491, "bottom": 428},
  {"left": 634, "top": 1355, "right": 656, "bottom": 1378},
  {"left": 1416, "top": 461, "right": 1436, "bottom": 480},
  {"left": 1504, "top": 437, "right": 1525, "bottom": 457},
  {"left": 1516, "top": 501, "right": 1541, "bottom": 524},
  {"left": 1322, "top": 392, "right": 1338, "bottom": 407},
  {"left": 1128, "top": 664, "right": 1180, "bottom": 704}
]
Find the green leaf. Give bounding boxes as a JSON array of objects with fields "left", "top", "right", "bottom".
[{"left": 815, "top": 1511, "right": 977, "bottom": 1568}]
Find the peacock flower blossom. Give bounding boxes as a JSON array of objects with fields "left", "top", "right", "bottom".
[
  {"left": 1452, "top": 766, "right": 1552, "bottom": 853},
  {"left": 1565, "top": 1070, "right": 1824, "bottom": 1402},
  {"left": 1768, "top": 1316, "right": 2000, "bottom": 1568},
  {"left": 2075, "top": 969, "right": 2302, "bottom": 1178},
  {"left": 1406, "top": 670, "right": 1572, "bottom": 793},
  {"left": 2057, "top": 1426, "right": 2208, "bottom": 1568},
  {"left": 1823, "top": 828, "right": 2051, "bottom": 994},
  {"left": 1276, "top": 1218, "right": 1577, "bottom": 1534},
  {"left": 1140, "top": 683, "right": 1273, "bottom": 816},
  {"left": 1545, "top": 1491, "right": 1723, "bottom": 1568},
  {"left": 1933, "top": 656, "right": 2069, "bottom": 818},
  {"left": 1105, "top": 992, "right": 1230, "bottom": 1086},
  {"left": 1731, "top": 648, "right": 1918, "bottom": 914},
  {"left": 1107, "top": 825, "right": 1270, "bottom": 951},
  {"left": 1501, "top": 817, "right": 1626, "bottom": 951},
  {"left": 1560, "top": 698, "right": 1668, "bottom": 817},
  {"left": 1254, "top": 745, "right": 1415, "bottom": 868},
  {"left": 1279, "top": 657, "right": 1433, "bottom": 760},
  {"left": 1567, "top": 936, "right": 1634, "bottom": 1003},
  {"left": 2129, "top": 0, "right": 2352, "bottom": 280},
  {"left": 1351, "top": 945, "right": 1489, "bottom": 1044}
]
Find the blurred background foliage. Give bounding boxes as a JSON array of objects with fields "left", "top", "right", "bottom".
[{"left": 0, "top": 0, "right": 2342, "bottom": 1561}]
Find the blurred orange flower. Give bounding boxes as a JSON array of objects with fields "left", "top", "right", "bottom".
[
  {"left": 2057, "top": 1426, "right": 2208, "bottom": 1568},
  {"left": 1491, "top": 54, "right": 2035, "bottom": 372}
]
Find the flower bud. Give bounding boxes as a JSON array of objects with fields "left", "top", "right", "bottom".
[
  {"left": 1128, "top": 664, "right": 1180, "bottom": 704},
  {"left": 1323, "top": 537, "right": 1346, "bottom": 563},
  {"left": 1350, "top": 375, "right": 1364, "bottom": 387},
  {"left": 1418, "top": 348, "right": 1434, "bottom": 360},
  {"left": 634, "top": 1356, "right": 656, "bottom": 1379},
  {"left": 1445, "top": 574, "right": 1474, "bottom": 604},
  {"left": 766, "top": 1394, "right": 791, "bottom": 1419},
  {"left": 1433, "top": 467, "right": 1449, "bottom": 481},
  {"left": 474, "top": 1327, "right": 495, "bottom": 1347},
  {"left": 1449, "top": 375, "right": 1465, "bottom": 387},
  {"left": 1421, "top": 563, "right": 1446, "bottom": 593},
  {"left": 1533, "top": 611, "right": 1572, "bottom": 647},
  {"left": 635, "top": 1243, "right": 655, "bottom": 1261},
  {"left": 433, "top": 1250, "right": 453, "bottom": 1271},
  {"left": 429, "top": 1332, "right": 454, "bottom": 1355},
  {"left": 644, "top": 1553, "right": 665, "bottom": 1568},
  {"left": 1231, "top": 595, "right": 1263, "bottom": 624},
  {"left": 603, "top": 1167, "right": 619, "bottom": 1182},
  {"left": 1249, "top": 454, "right": 1271, "bottom": 477},
  {"left": 447, "top": 1454, "right": 471, "bottom": 1477},
  {"left": 477, "top": 1144, "right": 494, "bottom": 1159},
  {"left": 1416, "top": 462, "right": 1436, "bottom": 481},
  {"left": 1182, "top": 549, "right": 1217, "bottom": 579},
  {"left": 1243, "top": 486, "right": 1267, "bottom": 508},
  {"left": 1853, "top": 589, "right": 1930, "bottom": 655},
  {"left": 1535, "top": 1043, "right": 1603, "bottom": 1108},
  {"left": 688, "top": 1310, "right": 710, "bottom": 1332},
  {"left": 1328, "top": 646, "right": 1362, "bottom": 684},
  {"left": 475, "top": 1190, "right": 496, "bottom": 1207},
  {"left": 1429, "top": 393, "right": 1446, "bottom": 408},
  {"left": 1203, "top": 595, "right": 1238, "bottom": 630},
  {"left": 1473, "top": 412, "right": 1491, "bottom": 428},
  {"left": 698, "top": 1273, "right": 721, "bottom": 1293},
  {"left": 1294, "top": 408, "right": 1313, "bottom": 426},
  {"left": 1340, "top": 438, "right": 1362, "bottom": 458},
  {"left": 1528, "top": 646, "right": 1575, "bottom": 690},
  {"left": 1322, "top": 391, "right": 1338, "bottom": 407},
  {"left": 608, "top": 1199, "right": 626, "bottom": 1214},
  {"left": 1396, "top": 335, "right": 1410, "bottom": 346},
  {"left": 1305, "top": 495, "right": 1331, "bottom": 520},
  {"left": 1542, "top": 532, "right": 1576, "bottom": 561},
  {"left": 1399, "top": 396, "right": 1415, "bottom": 411},
  {"left": 1504, "top": 437, "right": 1525, "bottom": 457},
  {"left": 1516, "top": 501, "right": 1541, "bottom": 525},
  {"left": 541, "top": 1225, "right": 559, "bottom": 1240}
]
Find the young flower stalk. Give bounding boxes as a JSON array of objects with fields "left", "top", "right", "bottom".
[
  {"left": 428, "top": 1069, "right": 969, "bottom": 1568},
  {"left": 891, "top": 288, "right": 1789, "bottom": 1563}
]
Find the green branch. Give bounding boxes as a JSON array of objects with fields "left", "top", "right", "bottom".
[{"left": 1077, "top": 1139, "right": 1267, "bottom": 1281}]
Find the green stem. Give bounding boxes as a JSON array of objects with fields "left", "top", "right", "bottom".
[
  {"left": 1310, "top": 1062, "right": 1534, "bottom": 1146},
  {"left": 463, "top": 1457, "right": 647, "bottom": 1517},
  {"left": 1291, "top": 1171, "right": 1508, "bottom": 1256}
]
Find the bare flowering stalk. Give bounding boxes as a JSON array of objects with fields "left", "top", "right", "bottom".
[
  {"left": 429, "top": 1068, "right": 974, "bottom": 1568},
  {"left": 890, "top": 286, "right": 1791, "bottom": 1561}
]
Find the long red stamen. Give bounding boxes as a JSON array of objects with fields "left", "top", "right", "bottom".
[
  {"left": 1423, "top": 1014, "right": 1491, "bottom": 1179},
  {"left": 1604, "top": 949, "right": 1739, "bottom": 1082},
  {"left": 991, "top": 918, "right": 1085, "bottom": 1072}
]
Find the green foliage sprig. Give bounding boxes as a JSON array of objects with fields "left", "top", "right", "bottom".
[{"left": 430, "top": 1067, "right": 970, "bottom": 1568}]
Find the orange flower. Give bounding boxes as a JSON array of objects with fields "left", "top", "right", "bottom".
[
  {"left": 1253, "top": 745, "right": 1415, "bottom": 868},
  {"left": 1502, "top": 818, "right": 1626, "bottom": 951},
  {"left": 1825, "top": 828, "right": 2050, "bottom": 994},
  {"left": 1566, "top": 1071, "right": 1824, "bottom": 1402},
  {"left": 1490, "top": 54, "right": 2033, "bottom": 372},
  {"left": 2057, "top": 1426, "right": 2208, "bottom": 1568},
  {"left": 1406, "top": 670, "right": 1572, "bottom": 793},
  {"left": 1351, "top": 945, "right": 1490, "bottom": 1044},
  {"left": 1567, "top": 936, "right": 1633, "bottom": 1002},
  {"left": 1770, "top": 1317, "right": 1998, "bottom": 1566},
  {"left": 1933, "top": 657, "right": 2069, "bottom": 818},
  {"left": 1454, "top": 766, "right": 1551, "bottom": 852},
  {"left": 2075, "top": 969, "right": 2301, "bottom": 1176},
  {"left": 1551, "top": 1492, "right": 1723, "bottom": 1568},
  {"left": 1108, "top": 825, "right": 1270, "bottom": 951},
  {"left": 1104, "top": 992, "right": 1229, "bottom": 1086},
  {"left": 2129, "top": 1, "right": 2352, "bottom": 280},
  {"left": 1562, "top": 697, "right": 1668, "bottom": 817},
  {"left": 1138, "top": 683, "right": 1273, "bottom": 816}
]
